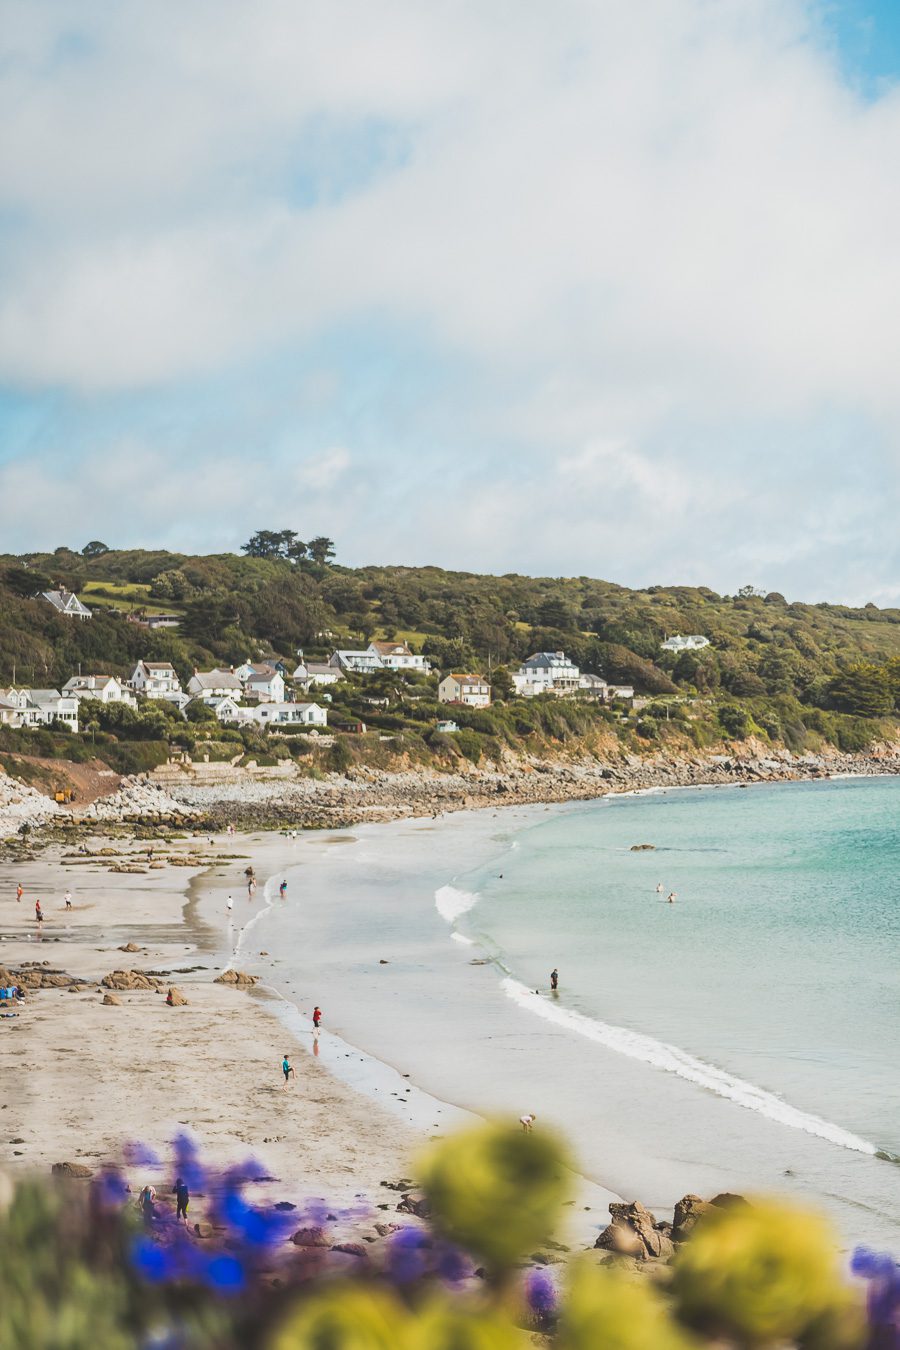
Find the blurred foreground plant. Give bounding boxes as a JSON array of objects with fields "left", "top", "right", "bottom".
[{"left": 0, "top": 1124, "right": 883, "bottom": 1350}]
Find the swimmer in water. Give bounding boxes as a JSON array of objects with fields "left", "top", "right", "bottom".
[{"left": 667, "top": 892, "right": 676, "bottom": 904}]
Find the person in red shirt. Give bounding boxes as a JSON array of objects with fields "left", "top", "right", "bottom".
[
  {"left": 312, "top": 1006, "right": 322, "bottom": 1031},
  {"left": 35, "top": 900, "right": 43, "bottom": 924}
]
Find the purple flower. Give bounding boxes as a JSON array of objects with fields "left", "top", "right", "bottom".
[
  {"left": 124, "top": 1141, "right": 162, "bottom": 1168},
  {"left": 526, "top": 1268, "right": 558, "bottom": 1319},
  {"left": 388, "top": 1227, "right": 431, "bottom": 1284},
  {"left": 171, "top": 1132, "right": 206, "bottom": 1192},
  {"left": 851, "top": 1245, "right": 900, "bottom": 1346}
]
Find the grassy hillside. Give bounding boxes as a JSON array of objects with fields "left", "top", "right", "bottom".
[{"left": 1, "top": 541, "right": 900, "bottom": 773}]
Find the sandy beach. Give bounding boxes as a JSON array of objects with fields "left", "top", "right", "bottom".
[{"left": 0, "top": 832, "right": 420, "bottom": 1225}]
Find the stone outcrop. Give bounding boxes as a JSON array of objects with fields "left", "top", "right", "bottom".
[
  {"left": 101, "top": 993, "right": 122, "bottom": 1006},
  {"left": 594, "top": 1193, "right": 740, "bottom": 1262},
  {"left": 101, "top": 969, "right": 163, "bottom": 991},
  {"left": 213, "top": 970, "right": 258, "bottom": 986},
  {"left": 166, "top": 986, "right": 189, "bottom": 1006},
  {"left": 51, "top": 1162, "right": 94, "bottom": 1179},
  {"left": 0, "top": 965, "right": 86, "bottom": 990}
]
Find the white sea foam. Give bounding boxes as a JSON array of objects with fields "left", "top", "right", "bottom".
[
  {"left": 451, "top": 932, "right": 475, "bottom": 946},
  {"left": 500, "top": 977, "right": 878, "bottom": 1156},
  {"left": 435, "top": 884, "right": 479, "bottom": 924}
]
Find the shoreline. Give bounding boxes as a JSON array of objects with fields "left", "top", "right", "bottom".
[
  {"left": 5, "top": 740, "right": 900, "bottom": 845},
  {"left": 0, "top": 831, "right": 426, "bottom": 1224}
]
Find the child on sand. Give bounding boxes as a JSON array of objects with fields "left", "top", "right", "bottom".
[
  {"left": 173, "top": 1177, "right": 190, "bottom": 1223},
  {"left": 520, "top": 1112, "right": 536, "bottom": 1132},
  {"left": 313, "top": 1006, "right": 322, "bottom": 1031},
  {"left": 35, "top": 900, "right": 43, "bottom": 924},
  {"left": 16, "top": 883, "right": 23, "bottom": 903},
  {"left": 279, "top": 880, "right": 287, "bottom": 899},
  {"left": 63, "top": 890, "right": 72, "bottom": 910},
  {"left": 282, "top": 1055, "right": 295, "bottom": 1088}
]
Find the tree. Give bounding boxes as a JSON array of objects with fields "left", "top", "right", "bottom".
[
  {"left": 824, "top": 664, "right": 892, "bottom": 718},
  {"left": 718, "top": 704, "right": 751, "bottom": 739},
  {"left": 307, "top": 536, "right": 336, "bottom": 565},
  {"left": 81, "top": 541, "right": 110, "bottom": 558},
  {"left": 489, "top": 666, "right": 515, "bottom": 700},
  {"left": 241, "top": 530, "right": 288, "bottom": 559}
]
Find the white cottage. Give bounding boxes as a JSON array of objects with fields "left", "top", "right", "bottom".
[
  {"left": 42, "top": 589, "right": 92, "bottom": 619},
  {"left": 367, "top": 641, "right": 430, "bottom": 673},
  {"left": 63, "top": 674, "right": 136, "bottom": 706},
  {"left": 515, "top": 651, "right": 580, "bottom": 696}
]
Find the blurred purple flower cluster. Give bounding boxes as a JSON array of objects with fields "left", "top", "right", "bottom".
[{"left": 852, "top": 1247, "right": 900, "bottom": 1348}]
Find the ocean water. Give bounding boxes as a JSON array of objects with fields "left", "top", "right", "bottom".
[{"left": 238, "top": 779, "right": 900, "bottom": 1249}]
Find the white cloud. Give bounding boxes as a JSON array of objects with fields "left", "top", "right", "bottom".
[{"left": 2, "top": 0, "right": 900, "bottom": 599}]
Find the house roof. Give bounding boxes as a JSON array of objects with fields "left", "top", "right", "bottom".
[
  {"left": 447, "top": 673, "right": 487, "bottom": 685},
  {"left": 371, "top": 640, "right": 413, "bottom": 656},
  {"left": 522, "top": 651, "right": 575, "bottom": 669},
  {"left": 42, "top": 590, "right": 92, "bottom": 615},
  {"left": 192, "top": 671, "right": 242, "bottom": 691},
  {"left": 248, "top": 670, "right": 281, "bottom": 685},
  {"left": 141, "top": 661, "right": 177, "bottom": 672}
]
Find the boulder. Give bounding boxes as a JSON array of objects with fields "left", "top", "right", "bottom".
[
  {"left": 291, "top": 1227, "right": 331, "bottom": 1248},
  {"left": 597, "top": 1201, "right": 671, "bottom": 1261},
  {"left": 396, "top": 1193, "right": 431, "bottom": 1219},
  {"left": 101, "top": 970, "right": 162, "bottom": 991},
  {"left": 52, "top": 1161, "right": 94, "bottom": 1179},
  {"left": 331, "top": 1242, "right": 367, "bottom": 1258},
  {"left": 102, "top": 993, "right": 122, "bottom": 1006},
  {"left": 118, "top": 943, "right": 142, "bottom": 953},
  {"left": 213, "top": 970, "right": 258, "bottom": 986},
  {"left": 672, "top": 1194, "right": 711, "bottom": 1242},
  {"left": 166, "top": 987, "right": 189, "bottom": 1006},
  {"left": 595, "top": 1223, "right": 643, "bottom": 1258}
]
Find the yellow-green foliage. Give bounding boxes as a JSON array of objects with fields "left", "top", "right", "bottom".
[
  {"left": 271, "top": 1286, "right": 406, "bottom": 1350},
  {"left": 418, "top": 1120, "right": 573, "bottom": 1273},
  {"left": 671, "top": 1198, "right": 864, "bottom": 1348},
  {"left": 0, "top": 1181, "right": 132, "bottom": 1350},
  {"left": 408, "top": 1298, "right": 531, "bottom": 1349},
  {"left": 558, "top": 1263, "right": 700, "bottom": 1350}
]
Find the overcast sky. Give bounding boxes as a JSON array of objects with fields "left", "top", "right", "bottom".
[{"left": 2, "top": 0, "right": 900, "bottom": 603}]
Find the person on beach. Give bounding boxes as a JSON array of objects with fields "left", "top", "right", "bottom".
[
  {"left": 226, "top": 895, "right": 234, "bottom": 916},
  {"left": 63, "top": 890, "right": 72, "bottom": 910},
  {"left": 666, "top": 891, "right": 677, "bottom": 904},
  {"left": 282, "top": 1055, "right": 295, "bottom": 1088},
  {"left": 16, "top": 883, "right": 23, "bottom": 903},
  {"left": 35, "top": 900, "right": 43, "bottom": 924},
  {"left": 173, "top": 1177, "right": 190, "bottom": 1223},
  {"left": 520, "top": 1112, "right": 536, "bottom": 1133},
  {"left": 247, "top": 879, "right": 256, "bottom": 898},
  {"left": 550, "top": 968, "right": 559, "bottom": 991},
  {"left": 313, "top": 1006, "right": 322, "bottom": 1031},
  {"left": 138, "top": 1184, "right": 156, "bottom": 1227},
  {"left": 279, "top": 880, "right": 287, "bottom": 899}
]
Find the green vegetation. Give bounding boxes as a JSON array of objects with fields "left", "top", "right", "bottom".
[
  {"left": 2, "top": 539, "right": 900, "bottom": 769},
  {"left": 0, "top": 1120, "right": 871, "bottom": 1349}
]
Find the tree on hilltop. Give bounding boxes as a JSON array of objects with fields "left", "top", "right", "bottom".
[
  {"left": 82, "top": 540, "right": 110, "bottom": 558},
  {"left": 307, "top": 536, "right": 336, "bottom": 565}
]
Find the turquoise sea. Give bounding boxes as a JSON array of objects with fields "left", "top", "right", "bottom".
[{"left": 242, "top": 776, "right": 900, "bottom": 1249}]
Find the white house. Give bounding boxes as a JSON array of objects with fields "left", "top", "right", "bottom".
[
  {"left": 203, "top": 695, "right": 245, "bottom": 724},
  {"left": 19, "top": 690, "right": 80, "bottom": 731},
  {"left": 607, "top": 684, "right": 635, "bottom": 701},
  {"left": 246, "top": 669, "right": 285, "bottom": 703},
  {"left": 660, "top": 635, "right": 710, "bottom": 653},
  {"left": 246, "top": 702, "right": 328, "bottom": 727},
  {"left": 42, "top": 589, "right": 92, "bottom": 619},
  {"left": 292, "top": 659, "right": 344, "bottom": 689},
  {"left": 0, "top": 694, "right": 21, "bottom": 726},
  {"left": 367, "top": 640, "right": 430, "bottom": 673},
  {"left": 436, "top": 719, "right": 459, "bottom": 733},
  {"left": 577, "top": 673, "right": 609, "bottom": 698},
  {"left": 187, "top": 669, "right": 244, "bottom": 699},
  {"left": 438, "top": 674, "right": 491, "bottom": 708},
  {"left": 515, "top": 651, "right": 580, "bottom": 696},
  {"left": 329, "top": 649, "right": 383, "bottom": 675},
  {"left": 63, "top": 674, "right": 136, "bottom": 706},
  {"left": 128, "top": 661, "right": 182, "bottom": 699}
]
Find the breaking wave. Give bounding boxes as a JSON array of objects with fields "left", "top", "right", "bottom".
[{"left": 500, "top": 977, "right": 878, "bottom": 1156}]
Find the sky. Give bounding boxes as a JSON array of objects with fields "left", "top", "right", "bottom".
[{"left": 1, "top": 0, "right": 900, "bottom": 604}]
